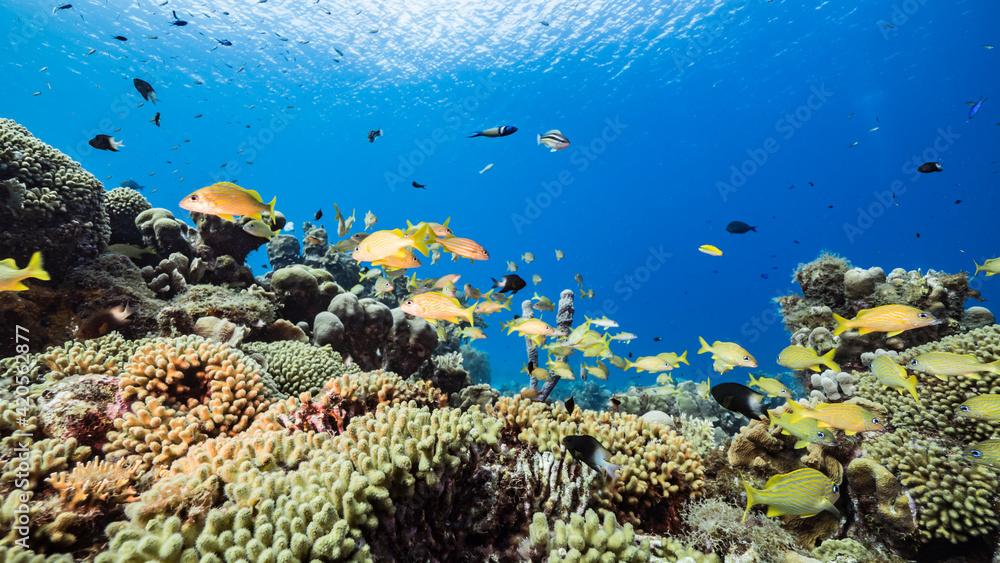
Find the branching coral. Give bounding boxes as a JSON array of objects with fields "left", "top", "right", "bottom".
[
  {"left": 494, "top": 396, "right": 705, "bottom": 532},
  {"left": 525, "top": 509, "right": 651, "bottom": 562},
  {"left": 681, "top": 497, "right": 800, "bottom": 562}
]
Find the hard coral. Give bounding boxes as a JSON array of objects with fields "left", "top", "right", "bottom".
[
  {"left": 105, "top": 187, "right": 151, "bottom": 246},
  {"left": 242, "top": 340, "right": 355, "bottom": 398}
]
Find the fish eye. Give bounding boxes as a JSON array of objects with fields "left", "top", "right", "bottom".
[
  {"left": 189, "top": 195, "right": 198, "bottom": 201},
  {"left": 817, "top": 431, "right": 826, "bottom": 439},
  {"left": 908, "top": 359, "right": 918, "bottom": 366},
  {"left": 871, "top": 417, "right": 880, "bottom": 425},
  {"left": 405, "top": 300, "right": 413, "bottom": 305},
  {"left": 743, "top": 356, "right": 750, "bottom": 361},
  {"left": 971, "top": 449, "right": 983, "bottom": 458},
  {"left": 960, "top": 405, "right": 971, "bottom": 412},
  {"left": 832, "top": 484, "right": 839, "bottom": 493},
  {"left": 918, "top": 313, "right": 928, "bottom": 318}
]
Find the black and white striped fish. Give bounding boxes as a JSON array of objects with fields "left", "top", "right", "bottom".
[
  {"left": 468, "top": 125, "right": 518, "bottom": 138},
  {"left": 537, "top": 129, "right": 570, "bottom": 151}
]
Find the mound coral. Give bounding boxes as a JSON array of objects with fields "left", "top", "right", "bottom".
[
  {"left": 104, "top": 187, "right": 151, "bottom": 246},
  {"left": 243, "top": 341, "right": 355, "bottom": 398},
  {"left": 494, "top": 396, "right": 705, "bottom": 531}
]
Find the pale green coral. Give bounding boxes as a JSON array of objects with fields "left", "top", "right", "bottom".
[
  {"left": 528, "top": 509, "right": 650, "bottom": 562},
  {"left": 243, "top": 340, "right": 358, "bottom": 398}
]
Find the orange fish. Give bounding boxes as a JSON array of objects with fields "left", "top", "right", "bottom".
[
  {"left": 353, "top": 225, "right": 432, "bottom": 263},
  {"left": 179, "top": 182, "right": 276, "bottom": 222},
  {"left": 439, "top": 237, "right": 489, "bottom": 261},
  {"left": 372, "top": 250, "right": 421, "bottom": 270},
  {"left": 832, "top": 304, "right": 939, "bottom": 337}
]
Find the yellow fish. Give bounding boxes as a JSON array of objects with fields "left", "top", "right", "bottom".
[
  {"left": 372, "top": 250, "right": 421, "bottom": 271},
  {"left": 353, "top": 225, "right": 432, "bottom": 263},
  {"left": 508, "top": 318, "right": 556, "bottom": 346},
  {"left": 180, "top": 182, "right": 276, "bottom": 222},
  {"left": 697, "top": 376, "right": 711, "bottom": 400},
  {"left": 506, "top": 261, "right": 518, "bottom": 272},
  {"left": 0, "top": 251, "right": 50, "bottom": 292},
  {"left": 399, "top": 291, "right": 476, "bottom": 325},
  {"left": 698, "top": 244, "right": 723, "bottom": 256},
  {"left": 625, "top": 356, "right": 674, "bottom": 373},
  {"left": 957, "top": 394, "right": 1000, "bottom": 421},
  {"left": 475, "top": 294, "right": 510, "bottom": 314},
  {"left": 697, "top": 336, "right": 757, "bottom": 373},
  {"left": 364, "top": 210, "right": 377, "bottom": 231},
  {"left": 529, "top": 366, "right": 550, "bottom": 381},
  {"left": 583, "top": 361, "right": 608, "bottom": 380},
  {"left": 869, "top": 355, "right": 919, "bottom": 404},
  {"left": 777, "top": 345, "right": 839, "bottom": 373},
  {"left": 242, "top": 219, "right": 278, "bottom": 240},
  {"left": 747, "top": 373, "right": 791, "bottom": 399},
  {"left": 532, "top": 274, "right": 542, "bottom": 285},
  {"left": 333, "top": 203, "right": 356, "bottom": 237},
  {"left": 521, "top": 252, "right": 534, "bottom": 264},
  {"left": 907, "top": 352, "right": 1000, "bottom": 381},
  {"left": 555, "top": 249, "right": 564, "bottom": 261},
  {"left": 974, "top": 257, "right": 1000, "bottom": 276},
  {"left": 786, "top": 401, "right": 884, "bottom": 436},
  {"left": 439, "top": 237, "right": 489, "bottom": 261},
  {"left": 832, "top": 304, "right": 939, "bottom": 337},
  {"left": 742, "top": 468, "right": 840, "bottom": 523},
  {"left": 656, "top": 351, "right": 688, "bottom": 367},
  {"left": 459, "top": 327, "right": 486, "bottom": 340},
  {"left": 547, "top": 360, "right": 575, "bottom": 380},
  {"left": 768, "top": 409, "right": 837, "bottom": 449},
  {"left": 656, "top": 373, "right": 674, "bottom": 386},
  {"left": 965, "top": 439, "right": 1000, "bottom": 468},
  {"left": 406, "top": 218, "right": 452, "bottom": 238}
]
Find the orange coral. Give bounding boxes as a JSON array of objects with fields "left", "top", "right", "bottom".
[{"left": 47, "top": 458, "right": 139, "bottom": 511}]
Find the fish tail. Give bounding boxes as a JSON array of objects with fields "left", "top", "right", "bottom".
[
  {"left": 602, "top": 461, "right": 620, "bottom": 481},
  {"left": 784, "top": 400, "right": 808, "bottom": 421},
  {"left": 536, "top": 133, "right": 542, "bottom": 145},
  {"left": 467, "top": 132, "right": 482, "bottom": 138},
  {"left": 820, "top": 348, "right": 840, "bottom": 372},
  {"left": 906, "top": 376, "right": 921, "bottom": 405},
  {"left": 974, "top": 260, "right": 982, "bottom": 275},
  {"left": 463, "top": 304, "right": 476, "bottom": 326},
  {"left": 747, "top": 372, "right": 758, "bottom": 385},
  {"left": 679, "top": 350, "right": 689, "bottom": 365},
  {"left": 986, "top": 359, "right": 1000, "bottom": 376},
  {"left": 409, "top": 224, "right": 433, "bottom": 256},
  {"left": 697, "top": 336, "right": 711, "bottom": 355},
  {"left": 267, "top": 196, "right": 277, "bottom": 220},
  {"left": 742, "top": 480, "right": 758, "bottom": 524},
  {"left": 831, "top": 313, "right": 850, "bottom": 336},
  {"left": 26, "top": 251, "right": 50, "bottom": 281}
]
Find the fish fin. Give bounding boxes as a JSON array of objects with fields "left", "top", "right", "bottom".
[
  {"left": 8, "top": 281, "right": 30, "bottom": 291},
  {"left": 463, "top": 304, "right": 476, "bottom": 327},
  {"left": 793, "top": 440, "right": 807, "bottom": 449},
  {"left": 697, "top": 336, "right": 711, "bottom": 355},
  {"left": 933, "top": 373, "right": 949, "bottom": 381},
  {"left": 962, "top": 372, "right": 983, "bottom": 380},
  {"left": 766, "top": 506, "right": 783, "bottom": 518},
  {"left": 885, "top": 330, "right": 903, "bottom": 337},
  {"left": 26, "top": 251, "right": 49, "bottom": 281},
  {"left": 741, "top": 481, "right": 758, "bottom": 523},
  {"left": 245, "top": 188, "right": 264, "bottom": 203},
  {"left": 0, "top": 258, "right": 16, "bottom": 267},
  {"left": 679, "top": 350, "right": 689, "bottom": 365},
  {"left": 218, "top": 214, "right": 236, "bottom": 222},
  {"left": 831, "top": 313, "right": 850, "bottom": 336},
  {"left": 601, "top": 461, "right": 620, "bottom": 481},
  {"left": 536, "top": 134, "right": 541, "bottom": 145},
  {"left": 907, "top": 377, "right": 921, "bottom": 405},
  {"left": 820, "top": 348, "right": 840, "bottom": 372},
  {"left": 409, "top": 223, "right": 433, "bottom": 256},
  {"left": 809, "top": 365, "right": 822, "bottom": 373},
  {"left": 747, "top": 373, "right": 758, "bottom": 385},
  {"left": 467, "top": 132, "right": 482, "bottom": 138},
  {"left": 987, "top": 271, "right": 997, "bottom": 277},
  {"left": 985, "top": 360, "right": 1000, "bottom": 376},
  {"left": 267, "top": 196, "right": 277, "bottom": 219},
  {"left": 845, "top": 430, "right": 857, "bottom": 436},
  {"left": 975, "top": 261, "right": 982, "bottom": 275}
]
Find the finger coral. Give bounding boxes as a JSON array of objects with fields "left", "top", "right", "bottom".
[{"left": 525, "top": 509, "right": 652, "bottom": 562}]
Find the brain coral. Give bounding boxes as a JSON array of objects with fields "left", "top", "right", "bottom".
[
  {"left": 0, "top": 118, "right": 110, "bottom": 277},
  {"left": 493, "top": 396, "right": 705, "bottom": 532},
  {"left": 243, "top": 340, "right": 356, "bottom": 398}
]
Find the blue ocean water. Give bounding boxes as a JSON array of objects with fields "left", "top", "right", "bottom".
[{"left": 1, "top": 0, "right": 996, "bottom": 392}]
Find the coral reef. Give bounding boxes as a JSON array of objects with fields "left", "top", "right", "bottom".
[
  {"left": 806, "top": 368, "right": 856, "bottom": 402},
  {"left": 525, "top": 509, "right": 651, "bottom": 562},
  {"left": 615, "top": 380, "right": 744, "bottom": 437},
  {"left": 140, "top": 253, "right": 206, "bottom": 298},
  {"left": 243, "top": 341, "right": 355, "bottom": 398},
  {"left": 104, "top": 187, "right": 151, "bottom": 246},
  {"left": 0, "top": 118, "right": 110, "bottom": 278}
]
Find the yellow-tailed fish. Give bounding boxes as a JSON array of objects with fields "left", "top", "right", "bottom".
[
  {"left": 777, "top": 345, "right": 839, "bottom": 372},
  {"left": 625, "top": 356, "right": 673, "bottom": 373},
  {"left": 747, "top": 373, "right": 791, "bottom": 399},
  {"left": 330, "top": 233, "right": 368, "bottom": 254},
  {"left": 586, "top": 316, "right": 619, "bottom": 330},
  {"left": 399, "top": 291, "right": 476, "bottom": 325},
  {"left": 609, "top": 355, "right": 628, "bottom": 370},
  {"left": 742, "top": 468, "right": 840, "bottom": 523},
  {"left": 373, "top": 277, "right": 394, "bottom": 298},
  {"left": 907, "top": 351, "right": 1000, "bottom": 381},
  {"left": 656, "top": 351, "right": 689, "bottom": 367},
  {"left": 832, "top": 304, "right": 939, "bottom": 337},
  {"left": 521, "top": 251, "right": 534, "bottom": 264},
  {"left": 242, "top": 219, "right": 277, "bottom": 239},
  {"left": 531, "top": 293, "right": 555, "bottom": 311},
  {"left": 965, "top": 439, "right": 1000, "bottom": 468},
  {"left": 656, "top": 373, "right": 674, "bottom": 386},
  {"left": 506, "top": 261, "right": 518, "bottom": 272},
  {"left": 697, "top": 376, "right": 711, "bottom": 400},
  {"left": 433, "top": 274, "right": 461, "bottom": 289},
  {"left": 869, "top": 355, "right": 920, "bottom": 404},
  {"left": 372, "top": 250, "right": 421, "bottom": 270},
  {"left": 475, "top": 296, "right": 510, "bottom": 314},
  {"left": 768, "top": 409, "right": 837, "bottom": 449},
  {"left": 545, "top": 343, "right": 576, "bottom": 358},
  {"left": 555, "top": 249, "right": 565, "bottom": 261},
  {"left": 462, "top": 283, "right": 482, "bottom": 300},
  {"left": 459, "top": 326, "right": 486, "bottom": 340},
  {"left": 958, "top": 394, "right": 1000, "bottom": 421},
  {"left": 698, "top": 244, "right": 723, "bottom": 256},
  {"left": 547, "top": 360, "right": 575, "bottom": 380},
  {"left": 974, "top": 258, "right": 1000, "bottom": 276},
  {"left": 698, "top": 336, "right": 757, "bottom": 373},
  {"left": 439, "top": 237, "right": 489, "bottom": 260},
  {"left": 580, "top": 288, "right": 595, "bottom": 299},
  {"left": 583, "top": 361, "right": 608, "bottom": 380},
  {"left": 353, "top": 224, "right": 432, "bottom": 262},
  {"left": 610, "top": 332, "right": 637, "bottom": 343},
  {"left": 786, "top": 401, "right": 884, "bottom": 435},
  {"left": 530, "top": 367, "right": 550, "bottom": 381},
  {"left": 359, "top": 268, "right": 383, "bottom": 282},
  {"left": 180, "top": 182, "right": 276, "bottom": 222},
  {"left": 532, "top": 274, "right": 542, "bottom": 285},
  {"left": 0, "top": 251, "right": 50, "bottom": 292},
  {"left": 406, "top": 218, "right": 452, "bottom": 238},
  {"left": 507, "top": 318, "right": 556, "bottom": 338}
]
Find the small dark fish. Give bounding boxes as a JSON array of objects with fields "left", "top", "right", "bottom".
[
  {"left": 334, "top": 47, "right": 344, "bottom": 57},
  {"left": 565, "top": 396, "right": 575, "bottom": 414},
  {"left": 968, "top": 97, "right": 986, "bottom": 120},
  {"left": 540, "top": 20, "right": 550, "bottom": 26},
  {"left": 915, "top": 232, "right": 921, "bottom": 239},
  {"left": 726, "top": 220, "right": 757, "bottom": 234},
  {"left": 133, "top": 78, "right": 156, "bottom": 103},
  {"left": 469, "top": 125, "right": 517, "bottom": 138},
  {"left": 170, "top": 10, "right": 188, "bottom": 26},
  {"left": 151, "top": 112, "right": 160, "bottom": 127},
  {"left": 492, "top": 274, "right": 526, "bottom": 294},
  {"left": 760, "top": 273, "right": 769, "bottom": 279},
  {"left": 653, "top": 336, "right": 662, "bottom": 342},
  {"left": 627, "top": 352, "right": 633, "bottom": 359},
  {"left": 562, "top": 435, "right": 619, "bottom": 479},
  {"left": 54, "top": 3, "right": 72, "bottom": 12},
  {"left": 76, "top": 304, "right": 133, "bottom": 339},
  {"left": 368, "top": 129, "right": 383, "bottom": 143},
  {"left": 113, "top": 35, "right": 128, "bottom": 41},
  {"left": 411, "top": 180, "right": 426, "bottom": 189},
  {"left": 955, "top": 199, "right": 962, "bottom": 205},
  {"left": 193, "top": 113, "right": 204, "bottom": 118},
  {"left": 710, "top": 382, "right": 766, "bottom": 421},
  {"left": 314, "top": 209, "right": 323, "bottom": 220},
  {"left": 89, "top": 134, "right": 123, "bottom": 151},
  {"left": 216, "top": 38, "right": 232, "bottom": 46},
  {"left": 917, "top": 162, "right": 943, "bottom": 174}
]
